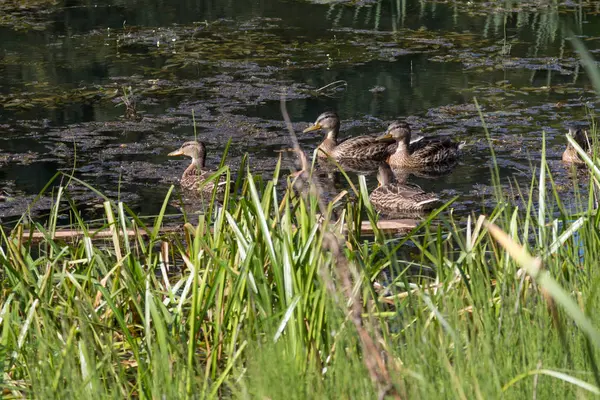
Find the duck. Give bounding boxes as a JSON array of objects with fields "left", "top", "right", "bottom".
[
  {"left": 303, "top": 112, "right": 395, "bottom": 162},
  {"left": 168, "top": 141, "right": 228, "bottom": 195},
  {"left": 377, "top": 121, "right": 464, "bottom": 169},
  {"left": 369, "top": 163, "right": 440, "bottom": 213},
  {"left": 563, "top": 127, "right": 592, "bottom": 164}
]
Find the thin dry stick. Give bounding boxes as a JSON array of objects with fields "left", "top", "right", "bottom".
[
  {"left": 280, "top": 95, "right": 401, "bottom": 400},
  {"left": 161, "top": 240, "right": 170, "bottom": 271},
  {"left": 323, "top": 233, "right": 400, "bottom": 400},
  {"left": 315, "top": 80, "right": 348, "bottom": 98}
]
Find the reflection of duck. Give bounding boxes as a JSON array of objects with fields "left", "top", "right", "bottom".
[
  {"left": 378, "top": 121, "right": 464, "bottom": 169},
  {"left": 316, "top": 157, "right": 382, "bottom": 175},
  {"left": 391, "top": 164, "right": 457, "bottom": 184},
  {"left": 303, "top": 112, "right": 395, "bottom": 161},
  {"left": 168, "top": 141, "right": 228, "bottom": 195},
  {"left": 369, "top": 163, "right": 439, "bottom": 212},
  {"left": 563, "top": 128, "right": 591, "bottom": 164}
]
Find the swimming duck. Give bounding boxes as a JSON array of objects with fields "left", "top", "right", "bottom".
[
  {"left": 303, "top": 112, "right": 395, "bottom": 161},
  {"left": 168, "top": 141, "right": 228, "bottom": 195},
  {"left": 369, "top": 163, "right": 439, "bottom": 212},
  {"left": 378, "top": 121, "right": 463, "bottom": 169},
  {"left": 563, "top": 127, "right": 592, "bottom": 164}
]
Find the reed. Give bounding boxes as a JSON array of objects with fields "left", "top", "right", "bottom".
[{"left": 1, "top": 128, "right": 600, "bottom": 399}]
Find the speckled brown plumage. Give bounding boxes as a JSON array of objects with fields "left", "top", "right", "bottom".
[
  {"left": 303, "top": 112, "right": 395, "bottom": 162},
  {"left": 316, "top": 156, "right": 383, "bottom": 175},
  {"left": 168, "top": 141, "right": 228, "bottom": 196},
  {"left": 563, "top": 128, "right": 591, "bottom": 164},
  {"left": 369, "top": 164, "right": 439, "bottom": 212},
  {"left": 381, "top": 121, "right": 463, "bottom": 169}
]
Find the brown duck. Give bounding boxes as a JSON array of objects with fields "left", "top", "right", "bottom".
[
  {"left": 303, "top": 112, "right": 395, "bottom": 161},
  {"left": 168, "top": 141, "right": 228, "bottom": 195},
  {"left": 369, "top": 163, "right": 439, "bottom": 212},
  {"left": 378, "top": 121, "right": 464, "bottom": 169}
]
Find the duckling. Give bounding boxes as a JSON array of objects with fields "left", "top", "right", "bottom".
[
  {"left": 563, "top": 127, "right": 591, "bottom": 164},
  {"left": 303, "top": 112, "right": 395, "bottom": 161},
  {"left": 369, "top": 163, "right": 439, "bottom": 212},
  {"left": 168, "top": 141, "right": 228, "bottom": 195},
  {"left": 378, "top": 121, "right": 463, "bottom": 169}
]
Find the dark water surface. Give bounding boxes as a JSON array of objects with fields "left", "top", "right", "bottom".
[{"left": 1, "top": 0, "right": 600, "bottom": 224}]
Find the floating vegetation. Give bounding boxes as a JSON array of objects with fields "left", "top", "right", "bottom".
[
  {"left": 0, "top": 0, "right": 59, "bottom": 31},
  {"left": 0, "top": 0, "right": 598, "bottom": 224}
]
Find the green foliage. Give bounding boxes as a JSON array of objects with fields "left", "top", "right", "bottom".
[{"left": 2, "top": 136, "right": 600, "bottom": 399}]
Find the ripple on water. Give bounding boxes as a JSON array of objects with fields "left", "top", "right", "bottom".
[{"left": 0, "top": 0, "right": 599, "bottom": 223}]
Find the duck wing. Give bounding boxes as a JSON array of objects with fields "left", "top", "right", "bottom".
[
  {"left": 387, "top": 183, "right": 439, "bottom": 206},
  {"left": 335, "top": 135, "right": 395, "bottom": 161},
  {"left": 183, "top": 168, "right": 231, "bottom": 195},
  {"left": 370, "top": 183, "right": 439, "bottom": 211},
  {"left": 409, "top": 138, "right": 462, "bottom": 165}
]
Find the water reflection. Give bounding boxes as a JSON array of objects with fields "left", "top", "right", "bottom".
[{"left": 0, "top": 0, "right": 599, "bottom": 220}]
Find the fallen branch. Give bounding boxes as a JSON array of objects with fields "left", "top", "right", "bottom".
[{"left": 12, "top": 218, "right": 419, "bottom": 243}]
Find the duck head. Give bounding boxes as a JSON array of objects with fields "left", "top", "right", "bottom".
[
  {"left": 303, "top": 111, "right": 341, "bottom": 141},
  {"left": 168, "top": 141, "right": 207, "bottom": 167}
]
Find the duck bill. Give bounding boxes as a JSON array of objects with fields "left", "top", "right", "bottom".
[
  {"left": 376, "top": 133, "right": 394, "bottom": 142},
  {"left": 168, "top": 149, "right": 184, "bottom": 156},
  {"left": 303, "top": 123, "right": 321, "bottom": 133}
]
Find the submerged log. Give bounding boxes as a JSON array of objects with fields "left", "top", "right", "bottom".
[{"left": 12, "top": 218, "right": 419, "bottom": 243}]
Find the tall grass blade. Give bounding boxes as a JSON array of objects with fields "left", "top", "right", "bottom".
[
  {"left": 503, "top": 369, "right": 600, "bottom": 394},
  {"left": 485, "top": 220, "right": 600, "bottom": 349}
]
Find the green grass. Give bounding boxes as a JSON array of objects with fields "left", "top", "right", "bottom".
[{"left": 2, "top": 131, "right": 600, "bottom": 399}]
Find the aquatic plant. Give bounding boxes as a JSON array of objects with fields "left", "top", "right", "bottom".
[{"left": 2, "top": 115, "right": 600, "bottom": 398}]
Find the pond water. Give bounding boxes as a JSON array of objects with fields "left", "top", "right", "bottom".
[{"left": 1, "top": 0, "right": 599, "bottom": 225}]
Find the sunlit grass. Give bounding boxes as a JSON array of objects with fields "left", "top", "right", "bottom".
[{"left": 2, "top": 129, "right": 600, "bottom": 399}]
